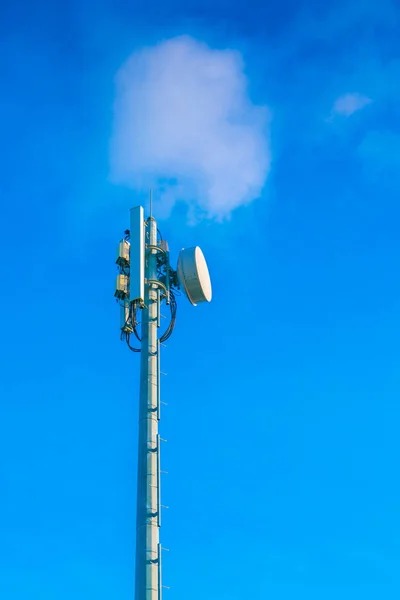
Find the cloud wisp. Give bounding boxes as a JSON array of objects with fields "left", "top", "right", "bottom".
[
  {"left": 110, "top": 36, "right": 270, "bottom": 221},
  {"left": 331, "top": 93, "right": 372, "bottom": 117}
]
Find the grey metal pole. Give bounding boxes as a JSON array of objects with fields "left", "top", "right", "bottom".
[
  {"left": 115, "top": 206, "right": 211, "bottom": 599},
  {"left": 135, "top": 215, "right": 161, "bottom": 600}
]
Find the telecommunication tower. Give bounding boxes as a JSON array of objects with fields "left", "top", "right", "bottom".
[{"left": 115, "top": 205, "right": 212, "bottom": 600}]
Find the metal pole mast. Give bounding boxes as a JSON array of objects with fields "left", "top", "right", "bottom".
[
  {"left": 115, "top": 203, "right": 212, "bottom": 600},
  {"left": 135, "top": 214, "right": 161, "bottom": 600}
]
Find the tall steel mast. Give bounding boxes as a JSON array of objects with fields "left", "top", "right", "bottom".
[
  {"left": 135, "top": 214, "right": 161, "bottom": 600},
  {"left": 115, "top": 202, "right": 212, "bottom": 600}
]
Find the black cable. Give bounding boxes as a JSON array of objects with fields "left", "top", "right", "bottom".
[
  {"left": 126, "top": 333, "right": 140, "bottom": 352},
  {"left": 124, "top": 289, "right": 177, "bottom": 349},
  {"left": 159, "top": 290, "right": 177, "bottom": 343},
  {"left": 130, "top": 302, "right": 142, "bottom": 342}
]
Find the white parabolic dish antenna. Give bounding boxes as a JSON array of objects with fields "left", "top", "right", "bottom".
[{"left": 177, "top": 246, "right": 212, "bottom": 306}]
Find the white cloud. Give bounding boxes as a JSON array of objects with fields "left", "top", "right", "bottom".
[
  {"left": 332, "top": 93, "right": 372, "bottom": 117},
  {"left": 110, "top": 36, "right": 270, "bottom": 221}
]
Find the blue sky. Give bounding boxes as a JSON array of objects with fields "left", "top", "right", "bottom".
[{"left": 1, "top": 0, "right": 400, "bottom": 598}]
